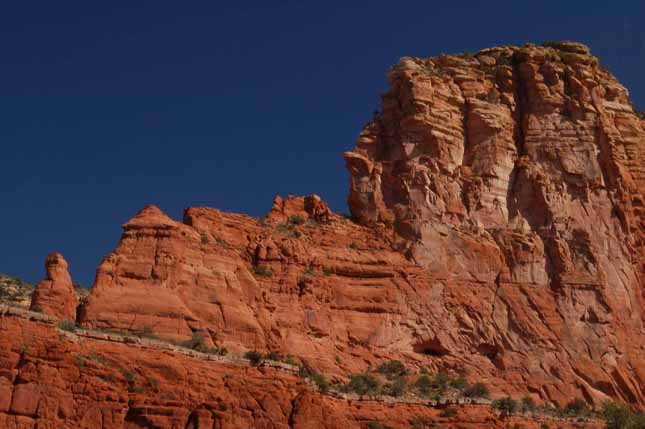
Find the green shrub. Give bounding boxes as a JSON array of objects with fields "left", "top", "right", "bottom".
[
  {"left": 311, "top": 372, "right": 329, "bottom": 393},
  {"left": 303, "top": 266, "right": 316, "bottom": 277},
  {"left": 57, "top": 320, "right": 77, "bottom": 332},
  {"left": 252, "top": 266, "right": 274, "bottom": 277},
  {"left": 120, "top": 369, "right": 136, "bottom": 384},
  {"left": 492, "top": 397, "right": 518, "bottom": 415},
  {"left": 87, "top": 353, "right": 105, "bottom": 364},
  {"left": 540, "top": 424, "right": 550, "bottom": 429},
  {"left": 136, "top": 325, "right": 158, "bottom": 339},
  {"left": 31, "top": 306, "right": 43, "bottom": 313},
  {"left": 564, "top": 398, "right": 589, "bottom": 416},
  {"left": 288, "top": 215, "right": 306, "bottom": 225},
  {"left": 377, "top": 360, "right": 407, "bottom": 379},
  {"left": 382, "top": 375, "right": 407, "bottom": 397},
  {"left": 200, "top": 233, "right": 209, "bottom": 244},
  {"left": 449, "top": 376, "right": 468, "bottom": 390},
  {"left": 265, "top": 351, "right": 281, "bottom": 361},
  {"left": 244, "top": 350, "right": 264, "bottom": 366},
  {"left": 464, "top": 382, "right": 489, "bottom": 398},
  {"left": 601, "top": 401, "right": 633, "bottom": 429},
  {"left": 434, "top": 371, "right": 449, "bottom": 389},
  {"left": 128, "top": 385, "right": 145, "bottom": 394},
  {"left": 185, "top": 332, "right": 206, "bottom": 351},
  {"left": 349, "top": 241, "right": 358, "bottom": 250},
  {"left": 76, "top": 356, "right": 87, "bottom": 368},
  {"left": 346, "top": 373, "right": 380, "bottom": 395},
  {"left": 414, "top": 375, "right": 434, "bottom": 396},
  {"left": 521, "top": 396, "right": 536, "bottom": 412}
]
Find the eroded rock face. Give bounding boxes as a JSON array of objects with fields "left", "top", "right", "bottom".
[
  {"left": 73, "top": 42, "right": 645, "bottom": 410},
  {"left": 0, "top": 316, "right": 604, "bottom": 429},
  {"left": 30, "top": 252, "right": 78, "bottom": 320},
  {"left": 345, "top": 41, "right": 645, "bottom": 404}
]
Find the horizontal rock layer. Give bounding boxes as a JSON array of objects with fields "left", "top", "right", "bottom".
[
  {"left": 0, "top": 315, "right": 603, "bottom": 429},
  {"left": 14, "top": 41, "right": 645, "bottom": 426}
]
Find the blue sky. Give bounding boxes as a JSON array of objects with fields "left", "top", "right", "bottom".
[{"left": 1, "top": 1, "right": 644, "bottom": 285}]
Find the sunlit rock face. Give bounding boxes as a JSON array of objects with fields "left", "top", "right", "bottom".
[
  {"left": 30, "top": 252, "right": 78, "bottom": 320},
  {"left": 60, "top": 42, "right": 645, "bottom": 410},
  {"left": 345, "top": 41, "right": 645, "bottom": 405}
]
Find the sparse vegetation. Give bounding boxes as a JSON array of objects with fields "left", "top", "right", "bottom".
[
  {"left": 414, "top": 374, "right": 434, "bottom": 397},
  {"left": 564, "top": 398, "right": 589, "bottom": 416},
  {"left": 265, "top": 351, "right": 281, "bottom": 361},
  {"left": 343, "top": 373, "right": 380, "bottom": 396},
  {"left": 381, "top": 375, "right": 407, "bottom": 397},
  {"left": 303, "top": 266, "right": 316, "bottom": 277},
  {"left": 183, "top": 332, "right": 227, "bottom": 355},
  {"left": 136, "top": 325, "right": 158, "bottom": 339},
  {"left": 244, "top": 350, "right": 264, "bottom": 366},
  {"left": 200, "top": 233, "right": 209, "bottom": 244},
  {"left": 521, "top": 396, "right": 536, "bottom": 413},
  {"left": 76, "top": 356, "right": 87, "bottom": 368},
  {"left": 310, "top": 372, "right": 329, "bottom": 393},
  {"left": 87, "top": 353, "right": 105, "bottom": 364},
  {"left": 57, "top": 320, "right": 77, "bottom": 332},
  {"left": 377, "top": 360, "right": 407, "bottom": 379},
  {"left": 252, "top": 266, "right": 274, "bottom": 277},
  {"left": 288, "top": 215, "right": 306, "bottom": 225},
  {"left": 349, "top": 241, "right": 359, "bottom": 250},
  {"left": 464, "top": 382, "right": 489, "bottom": 398},
  {"left": 492, "top": 396, "right": 518, "bottom": 416},
  {"left": 601, "top": 401, "right": 645, "bottom": 429}
]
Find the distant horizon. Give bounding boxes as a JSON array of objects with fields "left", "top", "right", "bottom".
[{"left": 2, "top": 1, "right": 644, "bottom": 286}]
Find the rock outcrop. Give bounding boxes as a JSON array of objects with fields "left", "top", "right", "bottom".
[
  {"left": 0, "top": 315, "right": 604, "bottom": 429},
  {"left": 30, "top": 252, "right": 78, "bottom": 320},
  {"left": 2, "top": 41, "right": 643, "bottom": 427},
  {"left": 345, "top": 41, "right": 645, "bottom": 405}
]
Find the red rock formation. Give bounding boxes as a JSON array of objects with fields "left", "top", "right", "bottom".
[
  {"left": 345, "top": 41, "right": 645, "bottom": 406},
  {"left": 0, "top": 315, "right": 604, "bottom": 429},
  {"left": 10, "top": 41, "right": 644, "bottom": 426},
  {"left": 30, "top": 252, "right": 78, "bottom": 320}
]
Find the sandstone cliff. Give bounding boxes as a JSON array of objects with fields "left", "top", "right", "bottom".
[{"left": 3, "top": 41, "right": 644, "bottom": 428}]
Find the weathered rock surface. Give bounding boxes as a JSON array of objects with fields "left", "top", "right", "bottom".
[
  {"left": 6, "top": 41, "right": 644, "bottom": 426},
  {"left": 0, "top": 275, "right": 34, "bottom": 309},
  {"left": 0, "top": 315, "right": 603, "bottom": 429},
  {"left": 30, "top": 252, "right": 78, "bottom": 320}
]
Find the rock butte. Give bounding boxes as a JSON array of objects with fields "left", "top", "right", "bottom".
[{"left": 1, "top": 41, "right": 644, "bottom": 428}]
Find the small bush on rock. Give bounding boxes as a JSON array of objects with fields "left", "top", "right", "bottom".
[
  {"left": 464, "top": 382, "right": 489, "bottom": 398},
  {"left": 493, "top": 397, "right": 518, "bottom": 415},
  {"left": 345, "top": 373, "right": 380, "bottom": 395},
  {"left": 57, "top": 320, "right": 76, "bottom": 332},
  {"left": 377, "top": 360, "right": 407, "bottom": 379},
  {"left": 244, "top": 350, "right": 264, "bottom": 366}
]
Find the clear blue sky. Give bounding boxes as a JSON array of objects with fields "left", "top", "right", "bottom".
[{"left": 1, "top": 1, "right": 644, "bottom": 286}]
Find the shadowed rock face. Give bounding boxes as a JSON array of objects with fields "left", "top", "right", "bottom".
[
  {"left": 30, "top": 252, "right": 78, "bottom": 320},
  {"left": 41, "top": 41, "right": 645, "bottom": 413}
]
